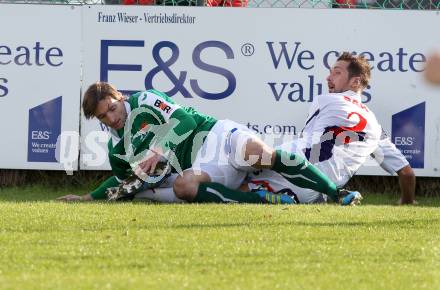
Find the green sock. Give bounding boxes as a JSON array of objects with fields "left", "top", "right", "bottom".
[
  {"left": 194, "top": 182, "right": 263, "bottom": 203},
  {"left": 272, "top": 150, "right": 339, "bottom": 202},
  {"left": 90, "top": 176, "right": 121, "bottom": 200}
]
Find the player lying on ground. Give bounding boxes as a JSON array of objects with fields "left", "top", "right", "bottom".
[
  {"left": 110, "top": 132, "right": 415, "bottom": 205},
  {"left": 57, "top": 82, "right": 360, "bottom": 205},
  {"left": 104, "top": 52, "right": 415, "bottom": 205},
  {"left": 241, "top": 52, "right": 415, "bottom": 204}
]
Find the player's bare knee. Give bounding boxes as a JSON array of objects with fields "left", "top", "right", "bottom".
[
  {"left": 173, "top": 176, "right": 190, "bottom": 199},
  {"left": 399, "top": 165, "right": 415, "bottom": 178},
  {"left": 173, "top": 175, "right": 199, "bottom": 200}
]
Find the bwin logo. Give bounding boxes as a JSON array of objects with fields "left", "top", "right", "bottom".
[
  {"left": 32, "top": 130, "right": 51, "bottom": 140},
  {"left": 154, "top": 99, "right": 173, "bottom": 114}
]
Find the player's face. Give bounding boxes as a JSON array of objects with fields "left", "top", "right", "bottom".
[
  {"left": 327, "top": 61, "right": 359, "bottom": 93},
  {"left": 94, "top": 95, "right": 127, "bottom": 130}
]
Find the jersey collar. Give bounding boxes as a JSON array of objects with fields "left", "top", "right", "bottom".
[{"left": 344, "top": 90, "right": 362, "bottom": 101}]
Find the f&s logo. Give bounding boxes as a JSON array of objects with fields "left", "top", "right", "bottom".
[
  {"left": 391, "top": 102, "right": 425, "bottom": 168},
  {"left": 394, "top": 136, "right": 414, "bottom": 146},
  {"left": 31, "top": 131, "right": 51, "bottom": 140},
  {"left": 100, "top": 40, "right": 236, "bottom": 100},
  {"left": 27, "top": 96, "right": 62, "bottom": 163}
]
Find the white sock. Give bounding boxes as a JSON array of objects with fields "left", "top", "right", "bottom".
[
  {"left": 135, "top": 174, "right": 185, "bottom": 203},
  {"left": 135, "top": 187, "right": 185, "bottom": 203}
]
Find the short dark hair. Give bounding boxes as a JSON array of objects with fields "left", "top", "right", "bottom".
[
  {"left": 337, "top": 52, "right": 371, "bottom": 88},
  {"left": 82, "top": 82, "right": 120, "bottom": 119}
]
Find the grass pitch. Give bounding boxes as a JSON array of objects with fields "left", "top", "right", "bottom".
[{"left": 0, "top": 186, "right": 439, "bottom": 290}]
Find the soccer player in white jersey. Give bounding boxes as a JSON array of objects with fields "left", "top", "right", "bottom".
[
  {"left": 245, "top": 52, "right": 389, "bottom": 203},
  {"left": 245, "top": 52, "right": 417, "bottom": 204}
]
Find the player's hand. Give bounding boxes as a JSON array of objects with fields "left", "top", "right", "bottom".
[
  {"left": 134, "top": 147, "right": 164, "bottom": 178},
  {"left": 424, "top": 51, "right": 440, "bottom": 85},
  {"left": 56, "top": 194, "right": 83, "bottom": 202},
  {"left": 397, "top": 198, "right": 418, "bottom": 205}
]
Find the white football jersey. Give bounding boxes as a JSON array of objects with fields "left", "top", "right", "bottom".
[{"left": 297, "top": 90, "right": 382, "bottom": 185}]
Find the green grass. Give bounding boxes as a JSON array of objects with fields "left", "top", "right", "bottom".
[{"left": 0, "top": 186, "right": 439, "bottom": 290}]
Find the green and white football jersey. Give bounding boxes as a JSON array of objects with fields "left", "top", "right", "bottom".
[{"left": 107, "top": 89, "right": 217, "bottom": 180}]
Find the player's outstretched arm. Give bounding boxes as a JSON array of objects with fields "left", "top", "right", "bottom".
[
  {"left": 56, "top": 176, "right": 121, "bottom": 202},
  {"left": 56, "top": 193, "right": 93, "bottom": 202},
  {"left": 373, "top": 135, "right": 417, "bottom": 205}
]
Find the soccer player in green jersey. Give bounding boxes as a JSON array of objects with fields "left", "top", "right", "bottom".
[{"left": 58, "top": 82, "right": 358, "bottom": 204}]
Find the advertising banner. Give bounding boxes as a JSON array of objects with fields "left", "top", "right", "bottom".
[
  {"left": 0, "top": 4, "right": 81, "bottom": 171},
  {"left": 80, "top": 6, "right": 440, "bottom": 176}
]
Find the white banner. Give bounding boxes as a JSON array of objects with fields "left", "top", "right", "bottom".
[
  {"left": 0, "top": 4, "right": 81, "bottom": 171},
  {"left": 79, "top": 6, "right": 440, "bottom": 176}
]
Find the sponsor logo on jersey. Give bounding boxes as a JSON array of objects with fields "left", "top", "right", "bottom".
[
  {"left": 154, "top": 99, "right": 173, "bottom": 114},
  {"left": 140, "top": 122, "right": 149, "bottom": 132}
]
